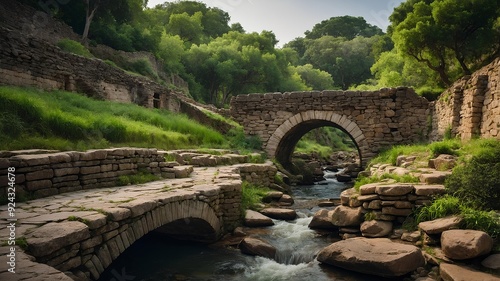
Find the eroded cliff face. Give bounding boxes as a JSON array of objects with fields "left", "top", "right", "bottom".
[{"left": 430, "top": 57, "right": 500, "bottom": 141}]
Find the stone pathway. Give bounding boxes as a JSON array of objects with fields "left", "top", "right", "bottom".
[{"left": 0, "top": 166, "right": 232, "bottom": 281}]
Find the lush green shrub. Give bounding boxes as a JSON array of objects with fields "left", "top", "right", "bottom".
[
  {"left": 415, "top": 195, "right": 500, "bottom": 238},
  {"left": 240, "top": 181, "right": 270, "bottom": 213},
  {"left": 228, "top": 128, "right": 262, "bottom": 151},
  {"left": 57, "top": 39, "right": 94, "bottom": 58},
  {"left": 126, "top": 58, "right": 159, "bottom": 80},
  {"left": 429, "top": 139, "right": 461, "bottom": 157},
  {"left": 445, "top": 142, "right": 500, "bottom": 210},
  {"left": 415, "top": 195, "right": 461, "bottom": 223}
]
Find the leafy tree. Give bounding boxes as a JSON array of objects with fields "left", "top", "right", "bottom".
[
  {"left": 182, "top": 31, "right": 308, "bottom": 106},
  {"left": 303, "top": 36, "right": 379, "bottom": 89},
  {"left": 294, "top": 64, "right": 335, "bottom": 90},
  {"left": 157, "top": 33, "right": 186, "bottom": 74},
  {"left": 305, "top": 16, "right": 383, "bottom": 40},
  {"left": 391, "top": 0, "right": 500, "bottom": 86},
  {"left": 166, "top": 11, "right": 204, "bottom": 45}
]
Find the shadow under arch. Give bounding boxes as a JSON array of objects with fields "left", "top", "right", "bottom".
[
  {"left": 96, "top": 200, "right": 222, "bottom": 280},
  {"left": 265, "top": 110, "right": 369, "bottom": 171}
]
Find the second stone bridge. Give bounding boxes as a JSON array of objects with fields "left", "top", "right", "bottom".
[{"left": 230, "top": 87, "right": 430, "bottom": 168}]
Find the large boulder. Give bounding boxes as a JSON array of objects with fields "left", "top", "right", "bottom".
[
  {"left": 331, "top": 206, "right": 363, "bottom": 227},
  {"left": 360, "top": 220, "right": 393, "bottom": 238},
  {"left": 309, "top": 209, "right": 336, "bottom": 230},
  {"left": 317, "top": 237, "right": 425, "bottom": 277},
  {"left": 244, "top": 210, "right": 274, "bottom": 227},
  {"left": 259, "top": 208, "right": 297, "bottom": 221},
  {"left": 441, "top": 230, "right": 493, "bottom": 260},
  {"left": 239, "top": 237, "right": 276, "bottom": 259},
  {"left": 440, "top": 263, "right": 500, "bottom": 281}
]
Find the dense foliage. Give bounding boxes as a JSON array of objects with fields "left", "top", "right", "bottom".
[{"left": 20, "top": 0, "right": 500, "bottom": 105}]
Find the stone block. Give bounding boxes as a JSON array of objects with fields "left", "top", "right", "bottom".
[
  {"left": 27, "top": 221, "right": 90, "bottom": 257},
  {"left": 376, "top": 184, "right": 414, "bottom": 196},
  {"left": 80, "top": 166, "right": 101, "bottom": 175},
  {"left": 26, "top": 169, "right": 54, "bottom": 181},
  {"left": 26, "top": 179, "right": 53, "bottom": 191}
]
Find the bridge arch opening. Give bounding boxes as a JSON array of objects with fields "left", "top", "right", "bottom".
[
  {"left": 265, "top": 110, "right": 369, "bottom": 171},
  {"left": 97, "top": 200, "right": 222, "bottom": 280}
]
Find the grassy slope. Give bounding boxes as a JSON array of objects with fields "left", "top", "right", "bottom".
[{"left": 0, "top": 86, "right": 228, "bottom": 151}]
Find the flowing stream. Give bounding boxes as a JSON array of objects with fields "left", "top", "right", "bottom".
[{"left": 98, "top": 171, "right": 392, "bottom": 281}]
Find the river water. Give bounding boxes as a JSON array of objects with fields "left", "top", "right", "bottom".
[{"left": 98, "top": 172, "right": 393, "bottom": 281}]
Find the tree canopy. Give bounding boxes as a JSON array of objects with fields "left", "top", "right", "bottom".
[
  {"left": 390, "top": 0, "right": 500, "bottom": 85},
  {"left": 22, "top": 0, "right": 500, "bottom": 106}
]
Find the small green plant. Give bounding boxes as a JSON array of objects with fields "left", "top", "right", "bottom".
[
  {"left": 364, "top": 212, "right": 377, "bottom": 221},
  {"left": 241, "top": 181, "right": 271, "bottom": 213},
  {"left": 67, "top": 216, "right": 90, "bottom": 225},
  {"left": 2, "top": 237, "right": 29, "bottom": 250},
  {"left": 116, "top": 170, "right": 160, "bottom": 186},
  {"left": 444, "top": 125, "right": 453, "bottom": 140},
  {"left": 125, "top": 58, "right": 159, "bottom": 81},
  {"left": 415, "top": 195, "right": 461, "bottom": 223},
  {"left": 57, "top": 39, "right": 94, "bottom": 58},
  {"left": 429, "top": 139, "right": 460, "bottom": 157}
]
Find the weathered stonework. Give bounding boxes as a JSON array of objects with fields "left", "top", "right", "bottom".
[
  {"left": 0, "top": 148, "right": 173, "bottom": 200},
  {"left": 430, "top": 57, "right": 500, "bottom": 140},
  {"left": 0, "top": 163, "right": 245, "bottom": 281},
  {"left": 230, "top": 88, "right": 429, "bottom": 168}
]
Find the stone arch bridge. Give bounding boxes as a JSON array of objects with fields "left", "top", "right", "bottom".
[{"left": 230, "top": 88, "right": 429, "bottom": 168}]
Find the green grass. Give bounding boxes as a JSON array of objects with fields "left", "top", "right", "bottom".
[
  {"left": 295, "top": 140, "right": 334, "bottom": 159},
  {"left": 57, "top": 39, "right": 94, "bottom": 58},
  {"left": 116, "top": 170, "right": 160, "bottom": 186},
  {"left": 0, "top": 86, "right": 227, "bottom": 151},
  {"left": 414, "top": 195, "right": 500, "bottom": 238},
  {"left": 241, "top": 181, "right": 271, "bottom": 213}
]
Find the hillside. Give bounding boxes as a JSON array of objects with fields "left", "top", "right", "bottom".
[{"left": 0, "top": 86, "right": 234, "bottom": 151}]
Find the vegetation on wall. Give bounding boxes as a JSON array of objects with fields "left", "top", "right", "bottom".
[{"left": 361, "top": 138, "right": 500, "bottom": 239}]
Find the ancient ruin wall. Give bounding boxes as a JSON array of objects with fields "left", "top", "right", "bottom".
[{"left": 430, "top": 58, "right": 500, "bottom": 140}]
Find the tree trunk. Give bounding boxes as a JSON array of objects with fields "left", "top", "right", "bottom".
[{"left": 82, "top": 0, "right": 100, "bottom": 45}]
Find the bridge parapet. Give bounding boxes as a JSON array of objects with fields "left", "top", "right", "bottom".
[{"left": 230, "top": 88, "right": 429, "bottom": 168}]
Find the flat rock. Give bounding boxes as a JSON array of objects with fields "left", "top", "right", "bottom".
[
  {"left": 244, "top": 210, "right": 274, "bottom": 227},
  {"left": 359, "top": 183, "right": 379, "bottom": 195},
  {"left": 259, "top": 208, "right": 297, "bottom": 221},
  {"left": 309, "top": 209, "right": 336, "bottom": 230},
  {"left": 414, "top": 184, "right": 447, "bottom": 196},
  {"left": 360, "top": 220, "right": 393, "bottom": 238},
  {"left": 441, "top": 230, "right": 493, "bottom": 260},
  {"left": 27, "top": 221, "right": 90, "bottom": 257},
  {"left": 419, "top": 171, "right": 451, "bottom": 184},
  {"left": 239, "top": 237, "right": 276, "bottom": 259},
  {"left": 317, "top": 237, "right": 425, "bottom": 277},
  {"left": 482, "top": 254, "right": 500, "bottom": 270},
  {"left": 440, "top": 263, "right": 500, "bottom": 281},
  {"left": 375, "top": 184, "right": 414, "bottom": 196},
  {"left": 331, "top": 206, "right": 363, "bottom": 227},
  {"left": 419, "top": 216, "right": 462, "bottom": 235}
]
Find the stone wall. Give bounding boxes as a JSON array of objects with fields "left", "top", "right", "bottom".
[
  {"left": 0, "top": 148, "right": 174, "bottom": 200},
  {"left": 236, "top": 162, "right": 278, "bottom": 187},
  {"left": 230, "top": 88, "right": 429, "bottom": 167},
  {"left": 430, "top": 58, "right": 500, "bottom": 140}
]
